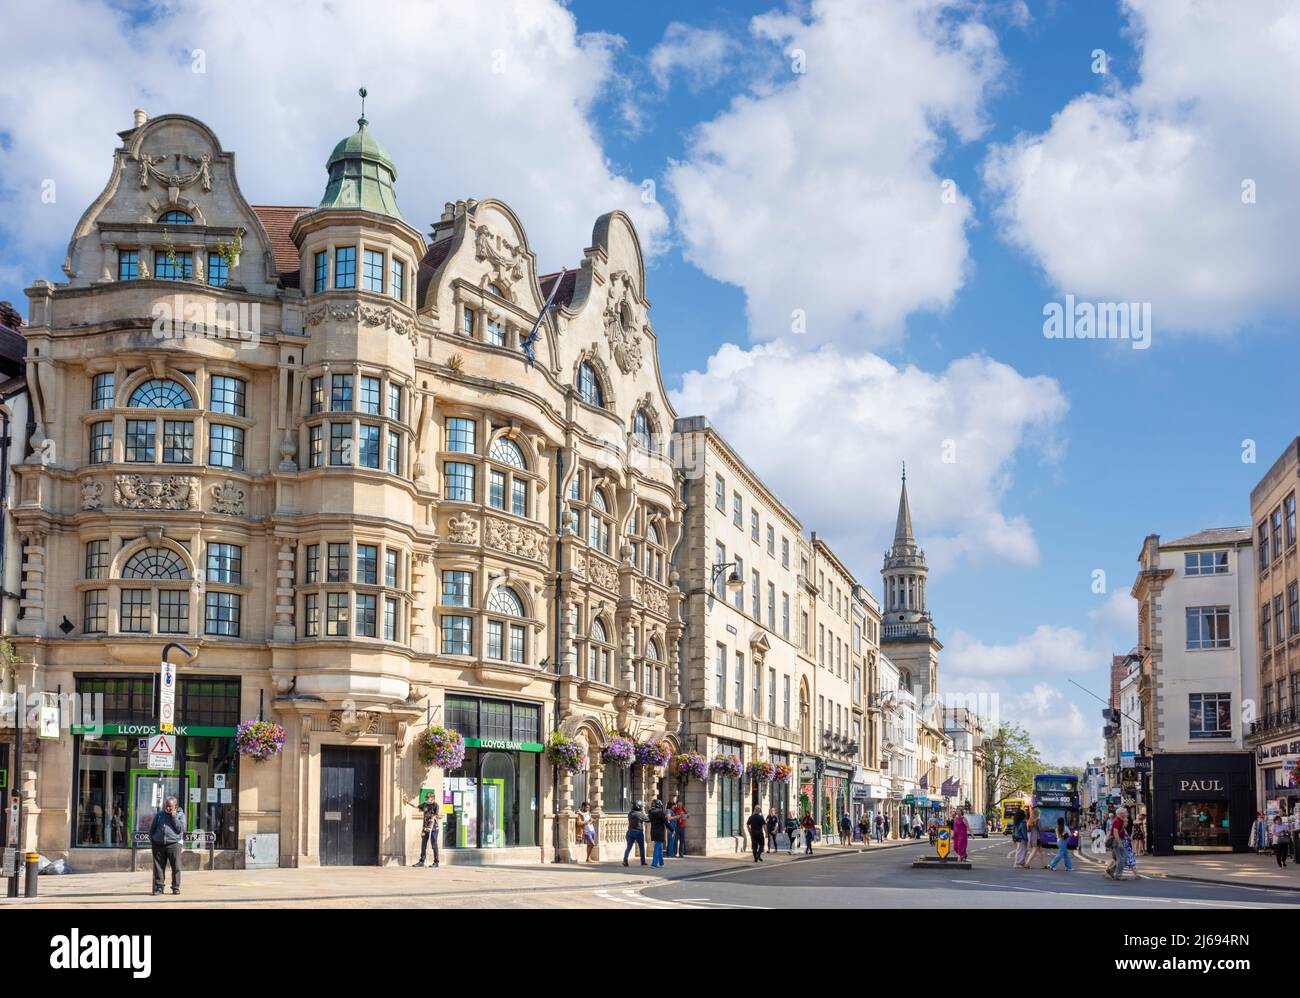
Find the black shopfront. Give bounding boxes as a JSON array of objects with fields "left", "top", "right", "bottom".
[{"left": 1150, "top": 752, "right": 1255, "bottom": 855}]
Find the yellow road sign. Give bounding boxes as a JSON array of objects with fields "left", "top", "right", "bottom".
[{"left": 936, "top": 827, "right": 951, "bottom": 860}]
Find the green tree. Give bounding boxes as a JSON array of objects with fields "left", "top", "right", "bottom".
[{"left": 982, "top": 723, "right": 1043, "bottom": 812}]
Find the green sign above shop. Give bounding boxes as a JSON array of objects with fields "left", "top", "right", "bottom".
[
  {"left": 462, "top": 737, "right": 544, "bottom": 753},
  {"left": 71, "top": 723, "right": 238, "bottom": 738}
]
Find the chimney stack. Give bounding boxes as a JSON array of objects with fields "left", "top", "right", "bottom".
[{"left": 133, "top": 108, "right": 148, "bottom": 128}]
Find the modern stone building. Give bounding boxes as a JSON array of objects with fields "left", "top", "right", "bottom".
[
  {"left": 673, "top": 416, "right": 804, "bottom": 854},
  {"left": 1131, "top": 528, "right": 1257, "bottom": 853},
  {"left": 6, "top": 108, "right": 685, "bottom": 868},
  {"left": 1247, "top": 438, "right": 1300, "bottom": 816}
]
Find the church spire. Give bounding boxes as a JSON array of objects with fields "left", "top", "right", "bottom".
[{"left": 893, "top": 464, "right": 915, "bottom": 549}]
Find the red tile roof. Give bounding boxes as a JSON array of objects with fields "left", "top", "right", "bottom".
[
  {"left": 251, "top": 205, "right": 312, "bottom": 287},
  {"left": 538, "top": 269, "right": 577, "bottom": 308}
]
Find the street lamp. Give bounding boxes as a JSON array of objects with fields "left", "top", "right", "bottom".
[{"left": 709, "top": 562, "right": 745, "bottom": 595}]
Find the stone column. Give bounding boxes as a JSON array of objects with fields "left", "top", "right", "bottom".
[
  {"left": 17, "top": 530, "right": 46, "bottom": 636},
  {"left": 273, "top": 538, "right": 296, "bottom": 641}
]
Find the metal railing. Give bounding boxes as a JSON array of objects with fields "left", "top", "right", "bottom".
[{"left": 1249, "top": 707, "right": 1299, "bottom": 737}]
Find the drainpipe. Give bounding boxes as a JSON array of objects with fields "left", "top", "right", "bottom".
[{"left": 551, "top": 443, "right": 566, "bottom": 861}]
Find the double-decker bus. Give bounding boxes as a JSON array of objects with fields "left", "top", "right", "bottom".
[
  {"left": 1032, "top": 773, "right": 1081, "bottom": 849},
  {"left": 999, "top": 798, "right": 1026, "bottom": 834}
]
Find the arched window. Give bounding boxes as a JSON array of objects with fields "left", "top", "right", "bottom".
[
  {"left": 642, "top": 515, "right": 665, "bottom": 583},
  {"left": 159, "top": 210, "right": 194, "bottom": 224},
  {"left": 587, "top": 618, "right": 612, "bottom": 683},
  {"left": 577, "top": 362, "right": 603, "bottom": 407},
  {"left": 487, "top": 436, "right": 530, "bottom": 518},
  {"left": 117, "top": 547, "right": 191, "bottom": 635},
  {"left": 485, "top": 586, "right": 527, "bottom": 664},
  {"left": 121, "top": 547, "right": 188, "bottom": 580},
  {"left": 487, "top": 282, "right": 504, "bottom": 297},
  {"left": 643, "top": 638, "right": 664, "bottom": 699},
  {"left": 486, "top": 587, "right": 524, "bottom": 616},
  {"left": 128, "top": 379, "right": 194, "bottom": 409},
  {"left": 633, "top": 408, "right": 654, "bottom": 450},
  {"left": 489, "top": 437, "right": 527, "bottom": 469},
  {"left": 588, "top": 489, "right": 612, "bottom": 554}
]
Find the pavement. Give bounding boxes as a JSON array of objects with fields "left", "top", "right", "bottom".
[
  {"left": 1071, "top": 840, "right": 1300, "bottom": 892},
  {"left": 8, "top": 834, "right": 1295, "bottom": 908},
  {"left": 0, "top": 836, "right": 914, "bottom": 909}
]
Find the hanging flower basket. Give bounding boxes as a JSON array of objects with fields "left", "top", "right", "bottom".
[
  {"left": 235, "top": 720, "right": 286, "bottom": 762},
  {"left": 710, "top": 754, "right": 743, "bottom": 779},
  {"left": 745, "top": 759, "right": 775, "bottom": 784},
  {"left": 600, "top": 736, "right": 636, "bottom": 768},
  {"left": 635, "top": 739, "right": 672, "bottom": 767},
  {"left": 673, "top": 752, "right": 708, "bottom": 782},
  {"left": 546, "top": 732, "right": 588, "bottom": 774},
  {"left": 417, "top": 726, "right": 466, "bottom": 770},
  {"left": 772, "top": 763, "right": 794, "bottom": 784}
]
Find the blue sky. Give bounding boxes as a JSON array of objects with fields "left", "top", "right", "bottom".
[{"left": 2, "top": 0, "right": 1297, "bottom": 763}]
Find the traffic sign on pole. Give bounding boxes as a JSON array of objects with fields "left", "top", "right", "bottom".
[
  {"left": 147, "top": 732, "right": 175, "bottom": 770},
  {"left": 159, "top": 660, "right": 176, "bottom": 733}
]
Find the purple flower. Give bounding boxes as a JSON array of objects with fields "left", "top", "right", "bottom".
[
  {"left": 418, "top": 726, "right": 466, "bottom": 770},
  {"left": 235, "top": 720, "right": 286, "bottom": 762},
  {"left": 600, "top": 736, "right": 636, "bottom": 768},
  {"left": 635, "top": 739, "right": 672, "bottom": 767}
]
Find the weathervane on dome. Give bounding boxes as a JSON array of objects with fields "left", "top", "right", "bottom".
[{"left": 358, "top": 86, "right": 368, "bottom": 128}]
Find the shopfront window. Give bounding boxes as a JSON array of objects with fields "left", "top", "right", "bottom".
[
  {"left": 1172, "top": 800, "right": 1231, "bottom": 851},
  {"left": 441, "top": 695, "right": 541, "bottom": 849},
  {"left": 716, "top": 739, "right": 742, "bottom": 837},
  {"left": 72, "top": 676, "right": 240, "bottom": 850},
  {"left": 602, "top": 763, "right": 629, "bottom": 813}
]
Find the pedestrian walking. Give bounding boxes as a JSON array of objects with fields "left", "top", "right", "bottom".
[
  {"left": 766, "top": 808, "right": 780, "bottom": 853},
  {"left": 875, "top": 812, "right": 885, "bottom": 843},
  {"left": 952, "top": 810, "right": 969, "bottom": 861},
  {"left": 1048, "top": 816, "right": 1072, "bottom": 872},
  {"left": 1026, "top": 807, "right": 1046, "bottom": 869},
  {"left": 801, "top": 811, "right": 816, "bottom": 854},
  {"left": 857, "top": 813, "right": 871, "bottom": 847},
  {"left": 748, "top": 805, "right": 767, "bottom": 863},
  {"left": 403, "top": 792, "right": 442, "bottom": 867},
  {"left": 623, "top": 800, "right": 649, "bottom": 867},
  {"left": 648, "top": 798, "right": 670, "bottom": 868},
  {"left": 784, "top": 812, "right": 799, "bottom": 854},
  {"left": 911, "top": 813, "right": 923, "bottom": 839},
  {"left": 839, "top": 811, "right": 852, "bottom": 846},
  {"left": 149, "top": 795, "right": 184, "bottom": 895},
  {"left": 671, "top": 798, "right": 689, "bottom": 857},
  {"left": 883, "top": 814, "right": 891, "bottom": 840},
  {"left": 1132, "top": 815, "right": 1146, "bottom": 856},
  {"left": 1273, "top": 815, "right": 1291, "bottom": 867},
  {"left": 576, "top": 800, "right": 597, "bottom": 863},
  {"left": 1104, "top": 807, "right": 1129, "bottom": 881},
  {"left": 1011, "top": 809, "right": 1029, "bottom": 868}
]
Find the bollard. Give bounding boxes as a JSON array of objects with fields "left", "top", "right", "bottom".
[{"left": 24, "top": 852, "right": 39, "bottom": 898}]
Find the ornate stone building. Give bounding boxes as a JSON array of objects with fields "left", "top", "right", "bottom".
[{"left": 9, "top": 108, "right": 682, "bottom": 868}]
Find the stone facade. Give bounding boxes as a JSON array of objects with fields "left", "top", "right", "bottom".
[{"left": 8, "top": 110, "right": 683, "bottom": 868}]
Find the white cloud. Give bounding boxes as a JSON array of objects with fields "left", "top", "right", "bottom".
[
  {"left": 1003, "top": 683, "right": 1099, "bottom": 765},
  {"left": 665, "top": 0, "right": 1003, "bottom": 349},
  {"left": 946, "top": 625, "right": 1093, "bottom": 679},
  {"left": 0, "top": 0, "right": 667, "bottom": 298},
  {"left": 983, "top": 0, "right": 1300, "bottom": 333},
  {"left": 671, "top": 340, "right": 1067, "bottom": 577},
  {"left": 649, "top": 22, "right": 737, "bottom": 92}
]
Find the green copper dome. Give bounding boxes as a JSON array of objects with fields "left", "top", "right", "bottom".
[{"left": 318, "top": 116, "right": 403, "bottom": 219}]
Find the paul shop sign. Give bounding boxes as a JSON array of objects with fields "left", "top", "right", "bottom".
[{"left": 1177, "top": 779, "right": 1227, "bottom": 795}]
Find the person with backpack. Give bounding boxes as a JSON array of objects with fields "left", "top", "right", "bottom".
[
  {"left": 784, "top": 812, "right": 799, "bottom": 855},
  {"left": 647, "top": 798, "right": 670, "bottom": 868},
  {"left": 1104, "top": 807, "right": 1130, "bottom": 881},
  {"left": 1011, "top": 809, "right": 1029, "bottom": 868},
  {"left": 1048, "top": 816, "right": 1073, "bottom": 872},
  {"left": 800, "top": 810, "right": 816, "bottom": 854},
  {"left": 622, "top": 800, "right": 649, "bottom": 867},
  {"left": 839, "top": 811, "right": 853, "bottom": 846},
  {"left": 1273, "top": 814, "right": 1291, "bottom": 868},
  {"left": 875, "top": 812, "right": 885, "bottom": 843}
]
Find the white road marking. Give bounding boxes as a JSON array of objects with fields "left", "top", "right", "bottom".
[{"left": 950, "top": 879, "right": 1280, "bottom": 909}]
